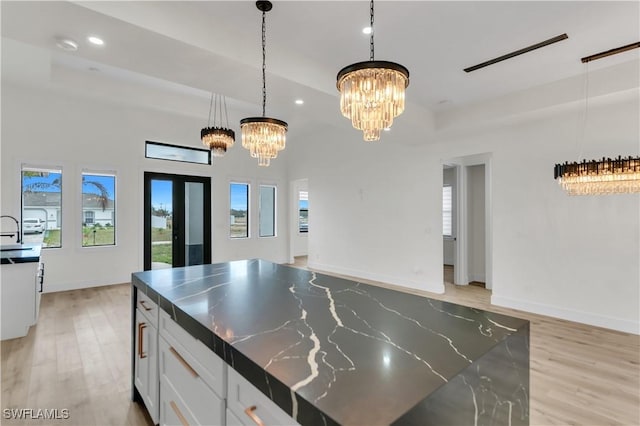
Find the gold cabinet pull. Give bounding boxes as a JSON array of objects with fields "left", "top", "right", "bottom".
[
  {"left": 170, "top": 400, "right": 189, "bottom": 426},
  {"left": 244, "top": 405, "right": 265, "bottom": 426},
  {"left": 139, "top": 300, "right": 153, "bottom": 311},
  {"left": 169, "top": 347, "right": 198, "bottom": 378},
  {"left": 137, "top": 322, "right": 147, "bottom": 359}
]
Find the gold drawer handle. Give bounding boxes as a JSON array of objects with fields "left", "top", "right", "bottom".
[
  {"left": 139, "top": 300, "right": 153, "bottom": 311},
  {"left": 244, "top": 405, "right": 265, "bottom": 426},
  {"left": 170, "top": 400, "right": 189, "bottom": 426},
  {"left": 137, "top": 322, "right": 147, "bottom": 359},
  {"left": 169, "top": 347, "right": 199, "bottom": 378}
]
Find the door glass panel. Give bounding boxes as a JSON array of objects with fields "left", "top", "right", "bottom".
[
  {"left": 184, "top": 182, "right": 204, "bottom": 266},
  {"left": 151, "top": 179, "right": 173, "bottom": 269}
]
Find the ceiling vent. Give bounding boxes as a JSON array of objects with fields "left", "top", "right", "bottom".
[{"left": 464, "top": 34, "right": 568, "bottom": 73}]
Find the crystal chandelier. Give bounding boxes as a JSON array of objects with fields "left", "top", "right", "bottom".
[
  {"left": 554, "top": 157, "right": 640, "bottom": 195},
  {"left": 201, "top": 93, "right": 235, "bottom": 157},
  {"left": 240, "top": 0, "right": 287, "bottom": 167},
  {"left": 554, "top": 42, "right": 640, "bottom": 195},
  {"left": 337, "top": 0, "right": 409, "bottom": 141}
]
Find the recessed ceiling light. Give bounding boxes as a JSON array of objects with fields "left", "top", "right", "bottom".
[
  {"left": 87, "top": 36, "right": 104, "bottom": 46},
  {"left": 55, "top": 38, "right": 78, "bottom": 51},
  {"left": 295, "top": 99, "right": 304, "bottom": 105},
  {"left": 362, "top": 27, "right": 372, "bottom": 35}
]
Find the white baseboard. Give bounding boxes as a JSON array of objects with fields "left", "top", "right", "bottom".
[
  {"left": 468, "top": 273, "right": 486, "bottom": 283},
  {"left": 307, "top": 261, "right": 445, "bottom": 294},
  {"left": 44, "top": 279, "right": 129, "bottom": 293},
  {"left": 491, "top": 294, "right": 639, "bottom": 335}
]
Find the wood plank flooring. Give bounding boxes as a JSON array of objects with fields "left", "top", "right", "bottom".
[
  {"left": 1, "top": 284, "right": 152, "bottom": 425},
  {"left": 2, "top": 260, "right": 638, "bottom": 425}
]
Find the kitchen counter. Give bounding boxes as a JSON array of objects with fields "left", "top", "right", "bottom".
[
  {"left": 132, "top": 259, "right": 529, "bottom": 425},
  {"left": 0, "top": 243, "right": 42, "bottom": 265}
]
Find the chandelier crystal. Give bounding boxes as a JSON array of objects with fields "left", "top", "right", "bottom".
[
  {"left": 337, "top": 0, "right": 409, "bottom": 141},
  {"left": 554, "top": 42, "right": 640, "bottom": 196},
  {"left": 554, "top": 157, "right": 640, "bottom": 195},
  {"left": 241, "top": 0, "right": 287, "bottom": 167},
  {"left": 201, "top": 93, "right": 235, "bottom": 157}
]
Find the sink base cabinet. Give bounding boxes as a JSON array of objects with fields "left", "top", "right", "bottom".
[{"left": 1, "top": 261, "right": 39, "bottom": 340}]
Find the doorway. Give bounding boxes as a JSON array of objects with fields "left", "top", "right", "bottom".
[
  {"left": 143, "top": 172, "right": 211, "bottom": 270},
  {"left": 442, "top": 154, "right": 492, "bottom": 289}
]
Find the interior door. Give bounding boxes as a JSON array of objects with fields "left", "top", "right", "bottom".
[{"left": 144, "top": 173, "right": 211, "bottom": 270}]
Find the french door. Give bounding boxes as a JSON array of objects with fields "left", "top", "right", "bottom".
[{"left": 143, "top": 173, "right": 211, "bottom": 270}]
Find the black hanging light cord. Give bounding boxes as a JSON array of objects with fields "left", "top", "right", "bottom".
[{"left": 369, "top": 0, "right": 374, "bottom": 61}]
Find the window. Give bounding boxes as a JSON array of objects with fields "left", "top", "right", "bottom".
[
  {"left": 259, "top": 185, "right": 276, "bottom": 237},
  {"left": 443, "top": 185, "right": 452, "bottom": 236},
  {"left": 298, "top": 190, "right": 308, "bottom": 233},
  {"left": 145, "top": 141, "right": 211, "bottom": 165},
  {"left": 84, "top": 211, "right": 95, "bottom": 225},
  {"left": 21, "top": 166, "right": 62, "bottom": 248},
  {"left": 230, "top": 183, "right": 249, "bottom": 238},
  {"left": 82, "top": 172, "right": 116, "bottom": 247}
]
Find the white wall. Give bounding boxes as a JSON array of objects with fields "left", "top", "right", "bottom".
[
  {"left": 430, "top": 97, "right": 639, "bottom": 334},
  {"left": 1, "top": 83, "right": 290, "bottom": 292},
  {"left": 288, "top": 90, "right": 639, "bottom": 333},
  {"left": 467, "top": 164, "right": 486, "bottom": 282}
]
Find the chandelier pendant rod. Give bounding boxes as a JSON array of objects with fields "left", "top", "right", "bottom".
[
  {"left": 369, "top": 0, "right": 374, "bottom": 61},
  {"left": 261, "top": 8, "right": 267, "bottom": 117},
  {"left": 207, "top": 92, "right": 214, "bottom": 127}
]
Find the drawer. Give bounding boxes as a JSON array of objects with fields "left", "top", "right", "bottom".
[
  {"left": 159, "top": 310, "right": 225, "bottom": 397},
  {"left": 137, "top": 288, "right": 159, "bottom": 327},
  {"left": 227, "top": 367, "right": 298, "bottom": 426},
  {"left": 159, "top": 337, "right": 224, "bottom": 425},
  {"left": 160, "top": 375, "right": 198, "bottom": 426},
  {"left": 226, "top": 408, "right": 244, "bottom": 426}
]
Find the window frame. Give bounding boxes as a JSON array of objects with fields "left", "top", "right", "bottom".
[
  {"left": 81, "top": 171, "right": 117, "bottom": 248},
  {"left": 21, "top": 165, "right": 63, "bottom": 249},
  {"left": 298, "top": 190, "right": 308, "bottom": 234},
  {"left": 442, "top": 185, "right": 453, "bottom": 237},
  {"left": 229, "top": 181, "right": 250, "bottom": 239},
  {"left": 145, "top": 140, "right": 211, "bottom": 165},
  {"left": 258, "top": 184, "right": 277, "bottom": 238}
]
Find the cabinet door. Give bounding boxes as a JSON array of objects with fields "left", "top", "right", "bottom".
[{"left": 134, "top": 308, "right": 159, "bottom": 423}]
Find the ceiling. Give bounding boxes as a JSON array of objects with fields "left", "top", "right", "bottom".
[{"left": 2, "top": 1, "right": 639, "bottom": 140}]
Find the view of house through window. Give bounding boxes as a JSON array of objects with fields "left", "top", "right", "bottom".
[
  {"left": 82, "top": 172, "right": 116, "bottom": 247},
  {"left": 259, "top": 185, "right": 276, "bottom": 237},
  {"left": 299, "top": 190, "right": 308, "bottom": 233},
  {"left": 21, "top": 166, "right": 63, "bottom": 248},
  {"left": 230, "top": 183, "right": 249, "bottom": 238},
  {"left": 443, "top": 185, "right": 452, "bottom": 236}
]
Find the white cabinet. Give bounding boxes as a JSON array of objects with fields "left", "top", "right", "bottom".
[
  {"left": 227, "top": 367, "right": 298, "bottom": 426},
  {"left": 138, "top": 305, "right": 299, "bottom": 426},
  {"left": 158, "top": 310, "right": 225, "bottom": 426},
  {"left": 1, "top": 261, "right": 39, "bottom": 340},
  {"left": 134, "top": 291, "right": 159, "bottom": 424}
]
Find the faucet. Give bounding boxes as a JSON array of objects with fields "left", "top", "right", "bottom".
[{"left": 0, "top": 215, "right": 21, "bottom": 244}]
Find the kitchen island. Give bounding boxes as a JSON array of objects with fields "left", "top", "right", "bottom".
[{"left": 132, "top": 259, "right": 529, "bottom": 425}]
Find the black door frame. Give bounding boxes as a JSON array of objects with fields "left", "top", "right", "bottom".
[{"left": 143, "top": 172, "right": 211, "bottom": 270}]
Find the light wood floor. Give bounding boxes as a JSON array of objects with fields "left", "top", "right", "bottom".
[
  {"left": 2, "top": 260, "right": 638, "bottom": 425},
  {"left": 1, "top": 285, "right": 152, "bottom": 425}
]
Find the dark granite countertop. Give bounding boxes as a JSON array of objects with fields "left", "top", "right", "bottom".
[
  {"left": 0, "top": 243, "right": 42, "bottom": 265},
  {"left": 132, "top": 259, "right": 529, "bottom": 425}
]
